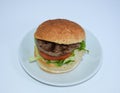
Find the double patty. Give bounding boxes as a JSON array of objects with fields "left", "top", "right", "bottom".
[{"left": 36, "top": 39, "right": 80, "bottom": 57}]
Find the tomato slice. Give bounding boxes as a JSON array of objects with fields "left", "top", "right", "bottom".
[{"left": 39, "top": 51, "right": 71, "bottom": 60}]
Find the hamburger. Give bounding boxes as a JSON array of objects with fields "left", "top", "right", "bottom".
[{"left": 29, "top": 19, "right": 88, "bottom": 73}]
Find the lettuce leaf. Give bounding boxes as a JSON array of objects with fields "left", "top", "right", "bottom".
[
  {"left": 78, "top": 41, "right": 89, "bottom": 53},
  {"left": 29, "top": 46, "right": 42, "bottom": 62},
  {"left": 29, "top": 56, "right": 41, "bottom": 62}
]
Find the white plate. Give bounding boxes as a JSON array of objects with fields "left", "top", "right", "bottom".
[{"left": 18, "top": 28, "right": 102, "bottom": 87}]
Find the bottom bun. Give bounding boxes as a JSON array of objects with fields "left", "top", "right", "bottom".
[{"left": 35, "top": 49, "right": 85, "bottom": 74}]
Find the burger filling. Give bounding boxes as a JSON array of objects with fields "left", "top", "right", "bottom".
[{"left": 29, "top": 39, "right": 88, "bottom": 66}]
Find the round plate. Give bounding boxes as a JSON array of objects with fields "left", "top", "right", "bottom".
[{"left": 18, "top": 28, "right": 102, "bottom": 87}]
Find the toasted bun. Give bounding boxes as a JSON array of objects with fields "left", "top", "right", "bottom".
[
  {"left": 34, "top": 19, "right": 85, "bottom": 44},
  {"left": 35, "top": 48, "right": 85, "bottom": 74}
]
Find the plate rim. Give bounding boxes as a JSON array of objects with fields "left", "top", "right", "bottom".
[{"left": 18, "top": 29, "right": 103, "bottom": 87}]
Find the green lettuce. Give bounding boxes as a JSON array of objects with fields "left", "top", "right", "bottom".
[
  {"left": 29, "top": 56, "right": 41, "bottom": 62},
  {"left": 29, "top": 46, "right": 42, "bottom": 62},
  {"left": 78, "top": 41, "right": 89, "bottom": 53}
]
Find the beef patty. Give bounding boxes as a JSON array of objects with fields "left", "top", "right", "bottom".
[{"left": 35, "top": 39, "right": 80, "bottom": 57}]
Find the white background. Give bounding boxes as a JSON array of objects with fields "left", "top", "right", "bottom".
[{"left": 0, "top": 0, "right": 120, "bottom": 93}]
